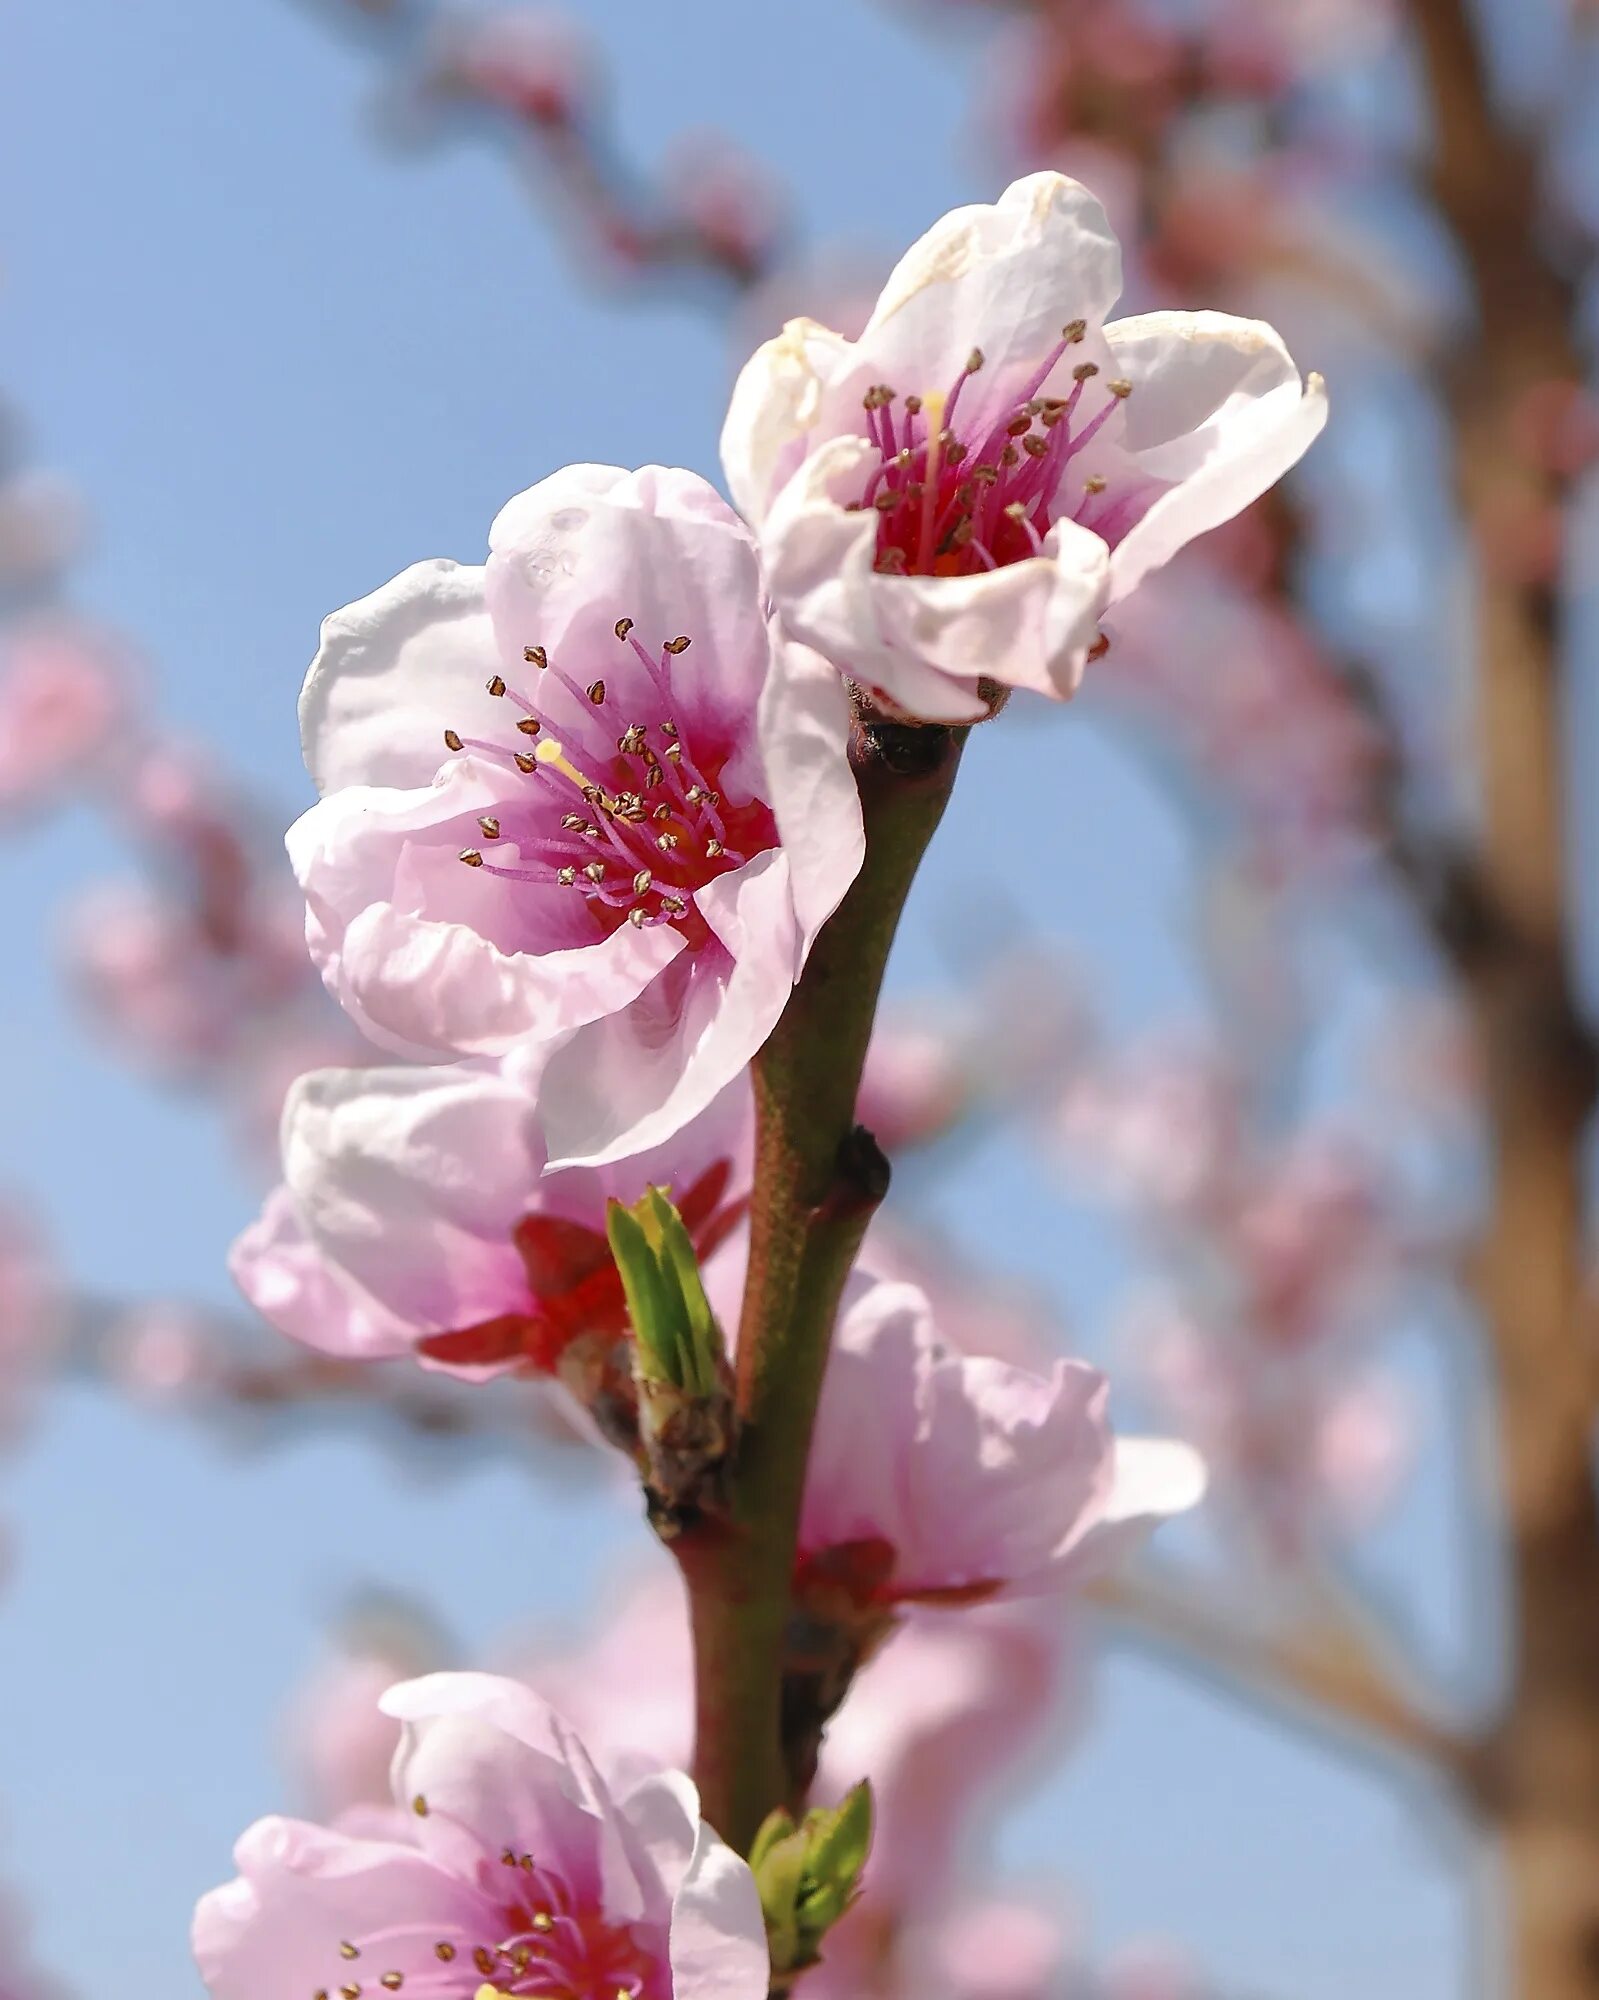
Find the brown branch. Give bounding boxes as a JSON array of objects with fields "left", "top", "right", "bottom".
[{"left": 1404, "top": 0, "right": 1599, "bottom": 1989}]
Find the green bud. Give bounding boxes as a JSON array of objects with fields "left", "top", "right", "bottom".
[
  {"left": 751, "top": 1783, "right": 874, "bottom": 1976},
  {"left": 605, "top": 1186, "right": 721, "bottom": 1395}
]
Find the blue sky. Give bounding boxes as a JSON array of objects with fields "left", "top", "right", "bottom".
[{"left": 4, "top": 1, "right": 1480, "bottom": 1993}]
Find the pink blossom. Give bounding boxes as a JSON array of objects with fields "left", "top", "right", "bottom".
[
  {"left": 0, "top": 616, "right": 127, "bottom": 817},
  {"left": 1050, "top": 1042, "right": 1239, "bottom": 1218},
  {"left": 1096, "top": 554, "right": 1384, "bottom": 869},
  {"left": 722, "top": 173, "right": 1326, "bottom": 722},
  {"left": 797, "top": 1279, "right": 1204, "bottom": 1610},
  {"left": 1132, "top": 1293, "right": 1409, "bottom": 1559},
  {"left": 231, "top": 1054, "right": 748, "bottom": 1407},
  {"left": 0, "top": 1203, "right": 63, "bottom": 1445},
  {"left": 856, "top": 1011, "right": 971, "bottom": 1153},
  {"left": 290, "top": 463, "right": 862, "bottom": 1165},
  {"left": 193, "top": 1672, "right": 769, "bottom": 2000}
]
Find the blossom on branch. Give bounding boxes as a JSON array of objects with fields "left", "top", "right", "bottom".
[
  {"left": 193, "top": 1672, "right": 769, "bottom": 2000},
  {"left": 722, "top": 172, "right": 1326, "bottom": 722},
  {"left": 290, "top": 463, "right": 861, "bottom": 1164},
  {"left": 796, "top": 1279, "right": 1205, "bottom": 1613},
  {"left": 230, "top": 1053, "right": 748, "bottom": 1426}
]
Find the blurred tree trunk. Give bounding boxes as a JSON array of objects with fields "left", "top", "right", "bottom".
[{"left": 1412, "top": 1, "right": 1599, "bottom": 1992}]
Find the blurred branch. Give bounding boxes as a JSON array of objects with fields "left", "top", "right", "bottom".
[
  {"left": 1402, "top": 0, "right": 1599, "bottom": 1990},
  {"left": 1091, "top": 1561, "right": 1481, "bottom": 1792}
]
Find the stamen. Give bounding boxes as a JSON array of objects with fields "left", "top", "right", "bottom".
[
  {"left": 524, "top": 646, "right": 548, "bottom": 670},
  {"left": 614, "top": 617, "right": 634, "bottom": 641},
  {"left": 663, "top": 635, "right": 691, "bottom": 654},
  {"left": 486, "top": 675, "right": 506, "bottom": 697},
  {"left": 443, "top": 729, "right": 463, "bottom": 752},
  {"left": 459, "top": 849, "right": 484, "bottom": 868},
  {"left": 477, "top": 817, "right": 500, "bottom": 839},
  {"left": 516, "top": 716, "right": 541, "bottom": 736}
]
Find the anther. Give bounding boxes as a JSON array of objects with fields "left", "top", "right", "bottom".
[
  {"left": 656, "top": 833, "right": 679, "bottom": 851},
  {"left": 874, "top": 492, "right": 900, "bottom": 513},
  {"left": 443, "top": 729, "right": 463, "bottom": 752},
  {"left": 1004, "top": 501, "right": 1030, "bottom": 520},
  {"left": 340, "top": 1985, "right": 360, "bottom": 1998},
  {"left": 517, "top": 716, "right": 541, "bottom": 736},
  {"left": 458, "top": 849, "right": 483, "bottom": 868},
  {"left": 663, "top": 635, "right": 692, "bottom": 654},
  {"left": 945, "top": 439, "right": 969, "bottom": 464},
  {"left": 661, "top": 895, "right": 687, "bottom": 915},
  {"left": 1023, "top": 434, "right": 1050, "bottom": 458},
  {"left": 652, "top": 803, "right": 672, "bottom": 820},
  {"left": 966, "top": 347, "right": 985, "bottom": 373},
  {"left": 1006, "top": 414, "right": 1032, "bottom": 437},
  {"left": 614, "top": 617, "right": 634, "bottom": 641},
  {"left": 583, "top": 862, "right": 605, "bottom": 884},
  {"left": 1087, "top": 631, "right": 1111, "bottom": 662},
  {"left": 486, "top": 675, "right": 507, "bottom": 697},
  {"left": 619, "top": 725, "right": 647, "bottom": 755},
  {"left": 875, "top": 548, "right": 907, "bottom": 574},
  {"left": 632, "top": 869, "right": 652, "bottom": 895},
  {"left": 1107, "top": 378, "right": 1133, "bottom": 400},
  {"left": 530, "top": 1913, "right": 554, "bottom": 1935},
  {"left": 1000, "top": 443, "right": 1020, "bottom": 468},
  {"left": 1063, "top": 318, "right": 1087, "bottom": 342},
  {"left": 644, "top": 766, "right": 664, "bottom": 788},
  {"left": 558, "top": 866, "right": 577, "bottom": 886},
  {"left": 1072, "top": 362, "right": 1099, "bottom": 383},
  {"left": 627, "top": 907, "right": 648, "bottom": 928},
  {"left": 434, "top": 1945, "right": 456, "bottom": 1964},
  {"left": 380, "top": 1977, "right": 403, "bottom": 1992},
  {"left": 586, "top": 680, "right": 606, "bottom": 705},
  {"left": 659, "top": 721, "right": 679, "bottom": 739},
  {"left": 1084, "top": 473, "right": 1107, "bottom": 495},
  {"left": 340, "top": 1947, "right": 360, "bottom": 1962},
  {"left": 474, "top": 1950, "right": 497, "bottom": 1977},
  {"left": 664, "top": 742, "right": 682, "bottom": 762},
  {"left": 524, "top": 645, "right": 548, "bottom": 670},
  {"left": 477, "top": 817, "right": 500, "bottom": 839},
  {"left": 514, "top": 751, "right": 536, "bottom": 773},
  {"left": 705, "top": 838, "right": 724, "bottom": 858},
  {"left": 561, "top": 812, "right": 589, "bottom": 831}
]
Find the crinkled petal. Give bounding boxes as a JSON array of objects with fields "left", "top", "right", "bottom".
[
  {"left": 300, "top": 561, "right": 498, "bottom": 797},
  {"left": 857, "top": 173, "right": 1123, "bottom": 414},
  {"left": 761, "top": 435, "right": 1108, "bottom": 723},
  {"left": 229, "top": 1186, "right": 415, "bottom": 1362},
  {"left": 537, "top": 850, "right": 799, "bottom": 1169},
  {"left": 485, "top": 464, "right": 770, "bottom": 734},
  {"left": 192, "top": 1816, "right": 480, "bottom": 2000},
  {"left": 1102, "top": 311, "right": 1328, "bottom": 597},
  {"left": 289, "top": 781, "right": 685, "bottom": 1062},
  {"left": 278, "top": 1060, "right": 542, "bottom": 1326},
  {"left": 383, "top": 1673, "right": 654, "bottom": 1920},
  {"left": 721, "top": 317, "right": 856, "bottom": 525}
]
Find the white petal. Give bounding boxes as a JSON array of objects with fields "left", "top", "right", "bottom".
[
  {"left": 721, "top": 317, "right": 856, "bottom": 525},
  {"left": 538, "top": 849, "right": 800, "bottom": 1169},
  {"left": 1102, "top": 311, "right": 1328, "bottom": 597},
  {"left": 858, "top": 172, "right": 1123, "bottom": 410},
  {"left": 756, "top": 629, "right": 864, "bottom": 953},
  {"left": 668, "top": 1823, "right": 770, "bottom": 2000},
  {"left": 300, "top": 560, "right": 497, "bottom": 797}
]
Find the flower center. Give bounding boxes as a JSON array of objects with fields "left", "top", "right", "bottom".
[
  {"left": 444, "top": 625, "right": 775, "bottom": 947},
  {"left": 847, "top": 326, "right": 1133, "bottom": 577},
  {"left": 314, "top": 1834, "right": 664, "bottom": 2000}
]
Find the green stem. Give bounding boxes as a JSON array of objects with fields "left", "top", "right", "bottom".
[{"left": 677, "top": 719, "right": 966, "bottom": 1853}]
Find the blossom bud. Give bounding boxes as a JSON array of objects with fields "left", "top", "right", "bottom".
[{"left": 750, "top": 1782, "right": 874, "bottom": 1979}]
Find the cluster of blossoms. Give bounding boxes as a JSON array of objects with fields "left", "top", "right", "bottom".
[
  {"left": 1049, "top": 1039, "right": 1420, "bottom": 1563},
  {"left": 198, "top": 171, "right": 1323, "bottom": 1999}
]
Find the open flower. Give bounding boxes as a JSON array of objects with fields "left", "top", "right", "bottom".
[
  {"left": 797, "top": 1279, "right": 1204, "bottom": 1610},
  {"left": 722, "top": 172, "right": 1326, "bottom": 722},
  {"left": 290, "top": 463, "right": 861, "bottom": 1165},
  {"left": 230, "top": 1053, "right": 748, "bottom": 1420},
  {"left": 193, "top": 1672, "right": 769, "bottom": 2000}
]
